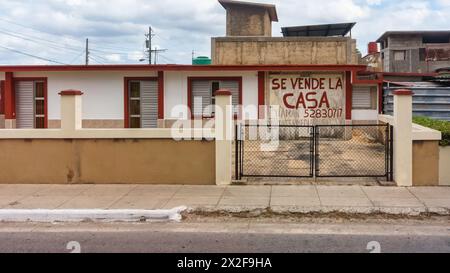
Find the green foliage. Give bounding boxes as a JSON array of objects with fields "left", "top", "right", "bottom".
[{"left": 413, "top": 116, "right": 450, "bottom": 146}]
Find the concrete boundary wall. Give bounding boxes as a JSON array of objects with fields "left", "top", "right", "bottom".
[
  {"left": 0, "top": 90, "right": 233, "bottom": 186},
  {"left": 0, "top": 139, "right": 215, "bottom": 185},
  {"left": 379, "top": 114, "right": 443, "bottom": 186}
]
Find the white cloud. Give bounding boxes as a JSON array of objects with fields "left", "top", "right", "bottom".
[{"left": 0, "top": 0, "right": 448, "bottom": 64}]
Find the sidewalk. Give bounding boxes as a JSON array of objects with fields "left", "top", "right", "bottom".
[{"left": 1, "top": 184, "right": 449, "bottom": 217}]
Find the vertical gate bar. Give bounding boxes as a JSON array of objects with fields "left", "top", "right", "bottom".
[
  {"left": 315, "top": 125, "right": 319, "bottom": 177},
  {"left": 389, "top": 125, "right": 395, "bottom": 181},
  {"left": 235, "top": 124, "right": 239, "bottom": 181},
  {"left": 385, "top": 124, "right": 389, "bottom": 182},
  {"left": 240, "top": 125, "right": 244, "bottom": 177},
  {"left": 310, "top": 126, "right": 314, "bottom": 177}
]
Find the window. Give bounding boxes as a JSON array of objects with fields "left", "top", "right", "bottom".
[
  {"left": 210, "top": 81, "right": 220, "bottom": 115},
  {"left": 423, "top": 35, "right": 449, "bottom": 44},
  {"left": 419, "top": 48, "right": 427, "bottom": 61},
  {"left": 34, "top": 82, "right": 45, "bottom": 128},
  {"left": 129, "top": 81, "right": 141, "bottom": 128},
  {"left": 14, "top": 79, "right": 47, "bottom": 129},
  {"left": 127, "top": 79, "right": 158, "bottom": 128},
  {"left": 393, "top": 50, "right": 406, "bottom": 61},
  {"left": 190, "top": 78, "right": 240, "bottom": 118},
  {"left": 352, "top": 86, "right": 377, "bottom": 110}
]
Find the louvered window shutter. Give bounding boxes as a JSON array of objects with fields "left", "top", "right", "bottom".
[
  {"left": 140, "top": 81, "right": 158, "bottom": 128},
  {"left": 15, "top": 81, "right": 34, "bottom": 128},
  {"left": 352, "top": 86, "right": 371, "bottom": 109},
  {"left": 192, "top": 80, "right": 212, "bottom": 117}
]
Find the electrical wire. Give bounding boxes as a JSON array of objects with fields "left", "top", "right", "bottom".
[{"left": 0, "top": 45, "right": 67, "bottom": 64}]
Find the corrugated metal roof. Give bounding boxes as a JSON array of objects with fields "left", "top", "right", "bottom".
[{"left": 281, "top": 23, "right": 356, "bottom": 37}]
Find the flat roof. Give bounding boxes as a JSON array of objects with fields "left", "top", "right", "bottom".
[
  {"left": 376, "top": 31, "right": 450, "bottom": 42},
  {"left": 0, "top": 64, "right": 367, "bottom": 72},
  {"left": 281, "top": 23, "right": 356, "bottom": 37},
  {"left": 218, "top": 0, "right": 278, "bottom": 22}
]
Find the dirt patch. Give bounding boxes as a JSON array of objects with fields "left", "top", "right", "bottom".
[{"left": 184, "top": 208, "right": 450, "bottom": 223}]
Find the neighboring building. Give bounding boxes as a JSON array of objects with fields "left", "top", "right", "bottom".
[
  {"left": 362, "top": 42, "right": 382, "bottom": 72},
  {"left": 212, "top": 0, "right": 359, "bottom": 65},
  {"left": 377, "top": 31, "right": 450, "bottom": 73}
]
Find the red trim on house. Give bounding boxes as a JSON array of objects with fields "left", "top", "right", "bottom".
[
  {"left": 0, "top": 80, "right": 4, "bottom": 115},
  {"left": 59, "top": 90, "right": 84, "bottom": 96},
  {"left": 0, "top": 64, "right": 368, "bottom": 73},
  {"left": 257, "top": 71, "right": 265, "bottom": 119},
  {"left": 4, "top": 72, "right": 13, "bottom": 119},
  {"left": 392, "top": 89, "right": 414, "bottom": 96},
  {"left": 158, "top": 71, "right": 164, "bottom": 120},
  {"left": 12, "top": 77, "right": 48, "bottom": 129},
  {"left": 44, "top": 80, "right": 48, "bottom": 129},
  {"left": 123, "top": 77, "right": 158, "bottom": 128},
  {"left": 187, "top": 76, "right": 243, "bottom": 119},
  {"left": 345, "top": 71, "right": 352, "bottom": 120}
]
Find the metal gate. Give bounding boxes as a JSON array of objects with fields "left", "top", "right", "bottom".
[
  {"left": 235, "top": 125, "right": 314, "bottom": 178},
  {"left": 236, "top": 124, "right": 393, "bottom": 181}
]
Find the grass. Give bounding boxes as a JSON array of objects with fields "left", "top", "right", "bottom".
[{"left": 413, "top": 116, "right": 450, "bottom": 146}]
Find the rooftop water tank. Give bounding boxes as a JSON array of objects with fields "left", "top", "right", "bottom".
[{"left": 192, "top": 56, "right": 212, "bottom": 65}]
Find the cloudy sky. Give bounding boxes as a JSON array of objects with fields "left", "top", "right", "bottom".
[{"left": 0, "top": 0, "right": 449, "bottom": 65}]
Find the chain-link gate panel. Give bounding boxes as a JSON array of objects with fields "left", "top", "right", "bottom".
[{"left": 236, "top": 125, "right": 314, "bottom": 179}]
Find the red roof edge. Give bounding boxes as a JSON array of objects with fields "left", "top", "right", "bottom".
[{"left": 0, "top": 64, "right": 367, "bottom": 72}]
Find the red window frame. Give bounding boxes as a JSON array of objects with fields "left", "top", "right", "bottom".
[
  {"left": 187, "top": 76, "right": 243, "bottom": 119},
  {"left": 12, "top": 77, "right": 48, "bottom": 129},
  {"left": 0, "top": 80, "right": 4, "bottom": 115}
]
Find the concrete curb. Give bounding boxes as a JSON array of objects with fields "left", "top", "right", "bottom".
[{"left": 0, "top": 207, "right": 187, "bottom": 223}]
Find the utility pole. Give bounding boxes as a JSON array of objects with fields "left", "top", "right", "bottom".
[
  {"left": 145, "top": 26, "right": 167, "bottom": 65},
  {"left": 145, "top": 27, "right": 154, "bottom": 65},
  {"left": 85, "top": 38, "right": 89, "bottom": 65}
]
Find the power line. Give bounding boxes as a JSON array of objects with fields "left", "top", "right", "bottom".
[
  {"left": 0, "top": 18, "right": 85, "bottom": 46},
  {"left": 0, "top": 18, "right": 140, "bottom": 56},
  {"left": 69, "top": 51, "right": 85, "bottom": 64},
  {"left": 0, "top": 28, "right": 83, "bottom": 54},
  {"left": 0, "top": 45, "right": 67, "bottom": 64},
  {"left": 159, "top": 53, "right": 177, "bottom": 64}
]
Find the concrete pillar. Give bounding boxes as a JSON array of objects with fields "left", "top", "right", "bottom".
[
  {"left": 214, "top": 89, "right": 233, "bottom": 186},
  {"left": 59, "top": 90, "right": 83, "bottom": 131},
  {"left": 393, "top": 89, "right": 413, "bottom": 187}
]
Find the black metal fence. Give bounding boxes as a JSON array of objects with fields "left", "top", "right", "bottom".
[{"left": 236, "top": 124, "right": 393, "bottom": 181}]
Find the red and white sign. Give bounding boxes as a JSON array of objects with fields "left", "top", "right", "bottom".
[{"left": 269, "top": 73, "right": 345, "bottom": 124}]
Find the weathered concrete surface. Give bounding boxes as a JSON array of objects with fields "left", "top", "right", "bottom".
[
  {"left": 225, "top": 5, "right": 272, "bottom": 37},
  {"left": 0, "top": 185, "right": 449, "bottom": 218},
  {"left": 413, "top": 140, "right": 440, "bottom": 186},
  {"left": 212, "top": 37, "right": 358, "bottom": 65},
  {"left": 440, "top": 146, "right": 450, "bottom": 186},
  {"left": 0, "top": 139, "right": 215, "bottom": 185}
]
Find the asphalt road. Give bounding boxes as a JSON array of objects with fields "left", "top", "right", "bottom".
[{"left": 0, "top": 219, "right": 449, "bottom": 253}]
